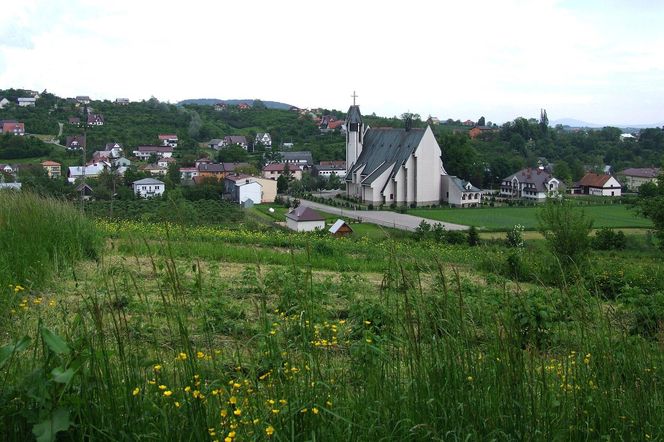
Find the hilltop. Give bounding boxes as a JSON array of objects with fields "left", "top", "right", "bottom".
[{"left": 177, "top": 98, "right": 295, "bottom": 110}]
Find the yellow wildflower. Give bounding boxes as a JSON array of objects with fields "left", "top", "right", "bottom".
[
  {"left": 312, "top": 407, "right": 319, "bottom": 415},
  {"left": 266, "top": 425, "right": 275, "bottom": 436},
  {"left": 132, "top": 387, "right": 140, "bottom": 396},
  {"left": 163, "top": 390, "right": 172, "bottom": 397}
]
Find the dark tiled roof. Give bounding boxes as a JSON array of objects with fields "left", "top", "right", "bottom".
[
  {"left": 503, "top": 168, "right": 561, "bottom": 192},
  {"left": 450, "top": 176, "right": 481, "bottom": 192},
  {"left": 285, "top": 206, "right": 325, "bottom": 222},
  {"left": 619, "top": 168, "right": 660, "bottom": 178},
  {"left": 348, "top": 128, "right": 426, "bottom": 185},
  {"left": 282, "top": 151, "right": 313, "bottom": 164}
]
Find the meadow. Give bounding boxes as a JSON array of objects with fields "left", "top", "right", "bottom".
[
  {"left": 1, "top": 192, "right": 664, "bottom": 441},
  {"left": 410, "top": 203, "right": 652, "bottom": 230}
]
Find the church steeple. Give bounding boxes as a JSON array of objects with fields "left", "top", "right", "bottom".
[{"left": 346, "top": 92, "right": 364, "bottom": 173}]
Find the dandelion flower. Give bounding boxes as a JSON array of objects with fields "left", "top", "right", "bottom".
[
  {"left": 312, "top": 407, "right": 319, "bottom": 414},
  {"left": 233, "top": 408, "right": 242, "bottom": 416},
  {"left": 132, "top": 387, "right": 140, "bottom": 396},
  {"left": 266, "top": 425, "right": 275, "bottom": 436}
]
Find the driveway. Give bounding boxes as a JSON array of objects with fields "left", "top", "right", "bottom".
[{"left": 298, "top": 199, "right": 469, "bottom": 232}]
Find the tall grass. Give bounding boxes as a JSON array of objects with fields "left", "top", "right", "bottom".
[{"left": 0, "top": 191, "right": 99, "bottom": 289}]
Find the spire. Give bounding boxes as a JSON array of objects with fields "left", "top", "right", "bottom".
[{"left": 351, "top": 90, "right": 358, "bottom": 106}]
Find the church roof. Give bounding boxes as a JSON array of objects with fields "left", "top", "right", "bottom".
[
  {"left": 346, "top": 105, "right": 362, "bottom": 124},
  {"left": 348, "top": 127, "right": 426, "bottom": 185}
]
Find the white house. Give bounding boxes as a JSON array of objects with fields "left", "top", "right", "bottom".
[
  {"left": 67, "top": 164, "right": 107, "bottom": 183},
  {"left": 17, "top": 97, "right": 36, "bottom": 107},
  {"left": 345, "top": 104, "right": 448, "bottom": 206},
  {"left": 618, "top": 168, "right": 660, "bottom": 191},
  {"left": 0, "top": 98, "right": 10, "bottom": 109},
  {"left": 500, "top": 167, "right": 564, "bottom": 201},
  {"left": 179, "top": 167, "right": 199, "bottom": 182},
  {"left": 115, "top": 98, "right": 130, "bottom": 105},
  {"left": 574, "top": 173, "right": 622, "bottom": 197},
  {"left": 255, "top": 132, "right": 272, "bottom": 148},
  {"left": 133, "top": 146, "right": 174, "bottom": 160},
  {"left": 224, "top": 175, "right": 263, "bottom": 205},
  {"left": 158, "top": 134, "right": 178, "bottom": 148},
  {"left": 133, "top": 178, "right": 165, "bottom": 198},
  {"left": 285, "top": 206, "right": 326, "bottom": 232},
  {"left": 441, "top": 176, "right": 483, "bottom": 207}
]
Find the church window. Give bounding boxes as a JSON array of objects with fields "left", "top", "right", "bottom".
[{"left": 389, "top": 194, "right": 393, "bottom": 200}]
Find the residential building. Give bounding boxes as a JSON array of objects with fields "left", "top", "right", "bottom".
[
  {"left": 179, "top": 167, "right": 199, "bottom": 182},
  {"left": 285, "top": 206, "right": 326, "bottom": 232},
  {"left": 573, "top": 173, "right": 622, "bottom": 196},
  {"left": 313, "top": 161, "right": 347, "bottom": 179},
  {"left": 255, "top": 132, "right": 272, "bottom": 148},
  {"left": 0, "top": 97, "right": 10, "bottom": 109},
  {"left": 132, "top": 145, "right": 174, "bottom": 160},
  {"left": 140, "top": 164, "right": 167, "bottom": 176},
  {"left": 133, "top": 178, "right": 165, "bottom": 198},
  {"left": 66, "top": 135, "right": 86, "bottom": 150},
  {"left": 441, "top": 176, "right": 483, "bottom": 207},
  {"left": 224, "top": 174, "right": 263, "bottom": 205},
  {"left": 68, "top": 117, "right": 81, "bottom": 125},
  {"left": 618, "top": 168, "right": 661, "bottom": 191},
  {"left": 67, "top": 163, "right": 107, "bottom": 183},
  {"left": 500, "top": 167, "right": 564, "bottom": 201},
  {"left": 157, "top": 157, "right": 176, "bottom": 168},
  {"left": 468, "top": 126, "right": 497, "bottom": 139},
  {"left": 158, "top": 134, "right": 178, "bottom": 148},
  {"left": 208, "top": 139, "right": 224, "bottom": 149},
  {"left": 17, "top": 97, "right": 36, "bottom": 107},
  {"left": 462, "top": 120, "right": 475, "bottom": 126},
  {"left": 115, "top": 98, "right": 130, "bottom": 105},
  {"left": 0, "top": 164, "right": 15, "bottom": 174},
  {"left": 214, "top": 102, "right": 227, "bottom": 111},
  {"left": 76, "top": 96, "right": 91, "bottom": 104},
  {"left": 262, "top": 163, "right": 303, "bottom": 181},
  {"left": 282, "top": 151, "right": 313, "bottom": 166},
  {"left": 41, "top": 161, "right": 62, "bottom": 179},
  {"left": 222, "top": 135, "right": 249, "bottom": 150},
  {"left": 345, "top": 104, "right": 448, "bottom": 206},
  {"left": 2, "top": 121, "right": 25, "bottom": 135},
  {"left": 197, "top": 163, "right": 226, "bottom": 180},
  {"left": 87, "top": 114, "right": 104, "bottom": 126}
]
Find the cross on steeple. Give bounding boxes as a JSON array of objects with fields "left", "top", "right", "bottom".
[{"left": 351, "top": 90, "right": 358, "bottom": 106}]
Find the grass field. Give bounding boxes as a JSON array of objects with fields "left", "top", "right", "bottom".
[
  {"left": 410, "top": 204, "right": 652, "bottom": 230},
  {"left": 3, "top": 193, "right": 664, "bottom": 440}
]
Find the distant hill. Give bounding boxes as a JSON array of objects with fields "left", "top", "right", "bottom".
[
  {"left": 177, "top": 98, "right": 295, "bottom": 110},
  {"left": 552, "top": 118, "right": 664, "bottom": 130}
]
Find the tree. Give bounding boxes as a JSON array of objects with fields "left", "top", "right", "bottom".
[
  {"left": 217, "top": 146, "right": 249, "bottom": 163},
  {"left": 327, "top": 173, "right": 342, "bottom": 190},
  {"left": 477, "top": 116, "right": 486, "bottom": 126},
  {"left": 277, "top": 174, "right": 289, "bottom": 194},
  {"left": 537, "top": 198, "right": 593, "bottom": 269},
  {"left": 539, "top": 108, "right": 549, "bottom": 133},
  {"left": 637, "top": 177, "right": 664, "bottom": 250}
]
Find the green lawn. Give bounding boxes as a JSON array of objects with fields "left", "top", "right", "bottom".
[{"left": 410, "top": 204, "right": 652, "bottom": 230}]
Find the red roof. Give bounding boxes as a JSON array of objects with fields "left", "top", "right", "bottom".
[
  {"left": 158, "top": 134, "right": 178, "bottom": 140},
  {"left": 2, "top": 122, "right": 24, "bottom": 133},
  {"left": 262, "top": 163, "right": 300, "bottom": 172},
  {"left": 224, "top": 173, "right": 253, "bottom": 182},
  {"left": 41, "top": 160, "right": 61, "bottom": 166},
  {"left": 327, "top": 120, "right": 344, "bottom": 129},
  {"left": 577, "top": 173, "right": 613, "bottom": 187}
]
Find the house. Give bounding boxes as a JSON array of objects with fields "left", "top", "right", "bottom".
[
  {"left": 468, "top": 126, "right": 497, "bottom": 139},
  {"left": 224, "top": 174, "right": 263, "bottom": 205},
  {"left": 282, "top": 142, "right": 294, "bottom": 149},
  {"left": 441, "top": 176, "right": 483, "bottom": 207},
  {"left": 329, "top": 219, "right": 353, "bottom": 237},
  {"left": 179, "top": 167, "right": 199, "bottom": 182},
  {"left": 345, "top": 104, "right": 448, "bottom": 206},
  {"left": 133, "top": 178, "right": 165, "bottom": 198},
  {"left": 115, "top": 98, "right": 130, "bottom": 105},
  {"left": 0, "top": 164, "right": 15, "bottom": 174},
  {"left": 113, "top": 157, "right": 131, "bottom": 167},
  {"left": 68, "top": 117, "right": 81, "bottom": 126},
  {"left": 158, "top": 134, "right": 178, "bottom": 148},
  {"left": 75, "top": 183, "right": 94, "bottom": 200},
  {"left": 41, "top": 161, "right": 62, "bottom": 179},
  {"left": 132, "top": 146, "right": 174, "bottom": 160},
  {"left": 462, "top": 120, "right": 475, "bottom": 126},
  {"left": 319, "top": 115, "right": 342, "bottom": 132},
  {"left": 313, "top": 162, "right": 347, "bottom": 179},
  {"left": 500, "top": 167, "right": 564, "bottom": 201},
  {"left": 104, "top": 143, "right": 123, "bottom": 158},
  {"left": 208, "top": 139, "right": 224, "bottom": 150},
  {"left": 87, "top": 114, "right": 104, "bottom": 126},
  {"left": 157, "top": 157, "right": 176, "bottom": 168},
  {"left": 197, "top": 163, "right": 226, "bottom": 180},
  {"left": 67, "top": 163, "right": 107, "bottom": 183},
  {"left": 285, "top": 206, "right": 326, "bottom": 232},
  {"left": 140, "top": 164, "right": 167, "bottom": 176},
  {"left": 238, "top": 103, "right": 251, "bottom": 110},
  {"left": 282, "top": 151, "right": 313, "bottom": 166},
  {"left": 222, "top": 135, "right": 249, "bottom": 150},
  {"left": 223, "top": 174, "right": 277, "bottom": 203},
  {"left": 76, "top": 96, "right": 91, "bottom": 104},
  {"left": 573, "top": 173, "right": 622, "bottom": 197},
  {"left": 0, "top": 181, "right": 21, "bottom": 191},
  {"left": 2, "top": 121, "right": 25, "bottom": 136},
  {"left": 620, "top": 133, "right": 637, "bottom": 142},
  {"left": 66, "top": 135, "right": 86, "bottom": 150},
  {"left": 221, "top": 162, "right": 251, "bottom": 174},
  {"left": 618, "top": 168, "right": 661, "bottom": 192},
  {"left": 0, "top": 97, "right": 10, "bottom": 109},
  {"left": 195, "top": 157, "right": 213, "bottom": 167},
  {"left": 17, "top": 97, "right": 36, "bottom": 107},
  {"left": 262, "top": 163, "right": 303, "bottom": 181},
  {"left": 214, "top": 102, "right": 227, "bottom": 111},
  {"left": 255, "top": 132, "right": 272, "bottom": 148}
]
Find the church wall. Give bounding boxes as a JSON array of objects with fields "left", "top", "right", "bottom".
[{"left": 413, "top": 128, "right": 444, "bottom": 205}]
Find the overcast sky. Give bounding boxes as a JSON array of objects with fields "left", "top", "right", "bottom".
[{"left": 1, "top": 0, "right": 663, "bottom": 125}]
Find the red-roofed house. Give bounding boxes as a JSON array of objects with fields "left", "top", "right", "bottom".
[
  {"left": 41, "top": 161, "right": 62, "bottom": 178},
  {"left": 2, "top": 121, "right": 25, "bottom": 136},
  {"left": 262, "top": 163, "right": 303, "bottom": 181},
  {"left": 573, "top": 173, "right": 622, "bottom": 197}
]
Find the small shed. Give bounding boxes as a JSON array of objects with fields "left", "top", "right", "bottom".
[
  {"left": 285, "top": 206, "right": 326, "bottom": 232},
  {"left": 329, "top": 219, "right": 353, "bottom": 237}
]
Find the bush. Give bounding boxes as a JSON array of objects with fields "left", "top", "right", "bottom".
[{"left": 592, "top": 228, "right": 626, "bottom": 250}]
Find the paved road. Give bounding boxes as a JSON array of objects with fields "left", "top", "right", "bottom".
[{"left": 298, "top": 199, "right": 468, "bottom": 232}]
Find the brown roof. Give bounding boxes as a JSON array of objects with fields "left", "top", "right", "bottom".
[
  {"left": 222, "top": 162, "right": 250, "bottom": 172},
  {"left": 224, "top": 173, "right": 253, "bottom": 182},
  {"left": 262, "top": 163, "right": 300, "bottom": 172},
  {"left": 619, "top": 168, "right": 660, "bottom": 178},
  {"left": 577, "top": 173, "right": 613, "bottom": 187},
  {"left": 136, "top": 145, "right": 173, "bottom": 153},
  {"left": 41, "top": 160, "right": 61, "bottom": 166},
  {"left": 285, "top": 206, "right": 325, "bottom": 222},
  {"left": 158, "top": 134, "right": 178, "bottom": 140}
]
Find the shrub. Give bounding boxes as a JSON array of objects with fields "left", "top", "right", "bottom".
[
  {"left": 467, "top": 226, "right": 480, "bottom": 246},
  {"left": 592, "top": 228, "right": 626, "bottom": 250},
  {"left": 506, "top": 224, "right": 524, "bottom": 248}
]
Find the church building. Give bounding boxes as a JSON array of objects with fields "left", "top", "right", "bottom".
[{"left": 345, "top": 102, "right": 450, "bottom": 206}]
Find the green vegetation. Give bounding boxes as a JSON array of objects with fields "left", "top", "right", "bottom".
[
  {"left": 2, "top": 194, "right": 664, "bottom": 440},
  {"left": 410, "top": 203, "right": 651, "bottom": 230},
  {"left": 0, "top": 134, "right": 52, "bottom": 160}
]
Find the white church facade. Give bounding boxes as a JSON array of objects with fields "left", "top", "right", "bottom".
[{"left": 345, "top": 103, "right": 458, "bottom": 206}]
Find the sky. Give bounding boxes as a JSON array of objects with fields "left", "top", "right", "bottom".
[{"left": 1, "top": 0, "right": 663, "bottom": 126}]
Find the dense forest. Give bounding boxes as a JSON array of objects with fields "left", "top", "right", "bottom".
[{"left": 1, "top": 89, "right": 663, "bottom": 189}]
